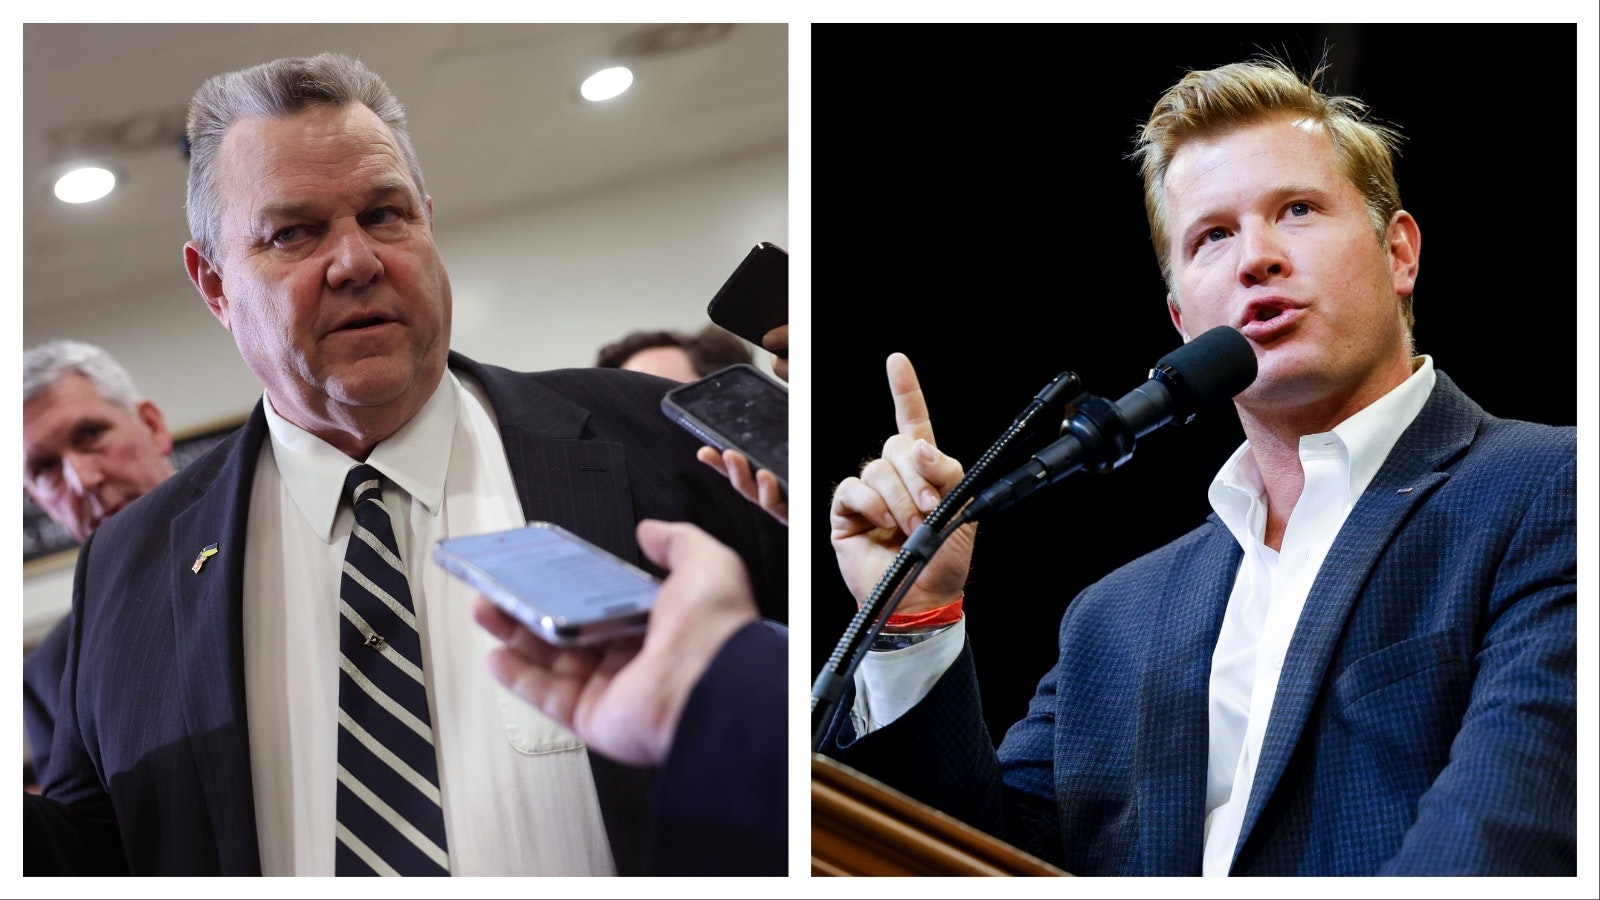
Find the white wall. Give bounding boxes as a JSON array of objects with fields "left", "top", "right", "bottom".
[{"left": 22, "top": 146, "right": 787, "bottom": 644}]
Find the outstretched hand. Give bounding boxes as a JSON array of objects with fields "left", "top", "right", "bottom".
[
  {"left": 697, "top": 323, "right": 789, "bottom": 524},
  {"left": 474, "top": 519, "right": 758, "bottom": 767},
  {"left": 829, "top": 352, "right": 975, "bottom": 615}
]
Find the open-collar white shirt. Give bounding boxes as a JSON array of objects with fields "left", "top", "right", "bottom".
[
  {"left": 1200, "top": 354, "right": 1434, "bottom": 874},
  {"left": 856, "top": 356, "right": 1436, "bottom": 877}
]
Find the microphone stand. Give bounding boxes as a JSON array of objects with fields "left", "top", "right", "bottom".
[
  {"left": 810, "top": 370, "right": 1087, "bottom": 752},
  {"left": 810, "top": 326, "right": 1258, "bottom": 752}
]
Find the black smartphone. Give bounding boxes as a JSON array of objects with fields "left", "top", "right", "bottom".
[
  {"left": 434, "top": 522, "right": 660, "bottom": 647},
  {"left": 661, "top": 362, "right": 788, "bottom": 495},
  {"left": 705, "top": 241, "right": 788, "bottom": 347}
]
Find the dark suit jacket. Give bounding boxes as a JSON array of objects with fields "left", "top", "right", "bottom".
[
  {"left": 23, "top": 615, "right": 71, "bottom": 785},
  {"left": 650, "top": 621, "right": 787, "bottom": 875},
  {"left": 25, "top": 353, "right": 788, "bottom": 876},
  {"left": 823, "top": 372, "right": 1576, "bottom": 875}
]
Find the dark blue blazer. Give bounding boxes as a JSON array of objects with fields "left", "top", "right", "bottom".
[
  {"left": 824, "top": 372, "right": 1576, "bottom": 875},
  {"left": 650, "top": 621, "right": 787, "bottom": 875},
  {"left": 25, "top": 353, "right": 788, "bottom": 876},
  {"left": 23, "top": 615, "right": 71, "bottom": 784}
]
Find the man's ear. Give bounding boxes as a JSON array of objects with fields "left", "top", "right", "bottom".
[
  {"left": 1167, "top": 293, "right": 1190, "bottom": 342},
  {"left": 134, "top": 399, "right": 174, "bottom": 457},
  {"left": 1386, "top": 209, "right": 1421, "bottom": 297},
  {"left": 184, "top": 241, "right": 232, "bottom": 330}
]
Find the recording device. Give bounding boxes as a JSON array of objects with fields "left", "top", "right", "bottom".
[
  {"left": 960, "top": 325, "right": 1257, "bottom": 523},
  {"left": 662, "top": 362, "right": 789, "bottom": 495},
  {"left": 706, "top": 241, "right": 788, "bottom": 347},
  {"left": 434, "top": 522, "right": 660, "bottom": 647}
]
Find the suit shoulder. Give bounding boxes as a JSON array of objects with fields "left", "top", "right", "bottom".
[
  {"left": 460, "top": 359, "right": 703, "bottom": 443},
  {"left": 523, "top": 365, "right": 682, "bottom": 405},
  {"left": 1472, "top": 416, "right": 1575, "bottom": 462},
  {"left": 1085, "top": 516, "right": 1236, "bottom": 594}
]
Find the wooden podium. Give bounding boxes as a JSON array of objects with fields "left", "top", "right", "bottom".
[{"left": 811, "top": 753, "right": 1071, "bottom": 876}]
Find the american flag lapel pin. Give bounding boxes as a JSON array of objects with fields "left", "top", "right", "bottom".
[{"left": 192, "top": 542, "right": 219, "bottom": 574}]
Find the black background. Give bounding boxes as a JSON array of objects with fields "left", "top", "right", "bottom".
[{"left": 808, "top": 24, "right": 1580, "bottom": 744}]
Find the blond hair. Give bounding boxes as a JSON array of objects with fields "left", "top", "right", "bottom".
[{"left": 1130, "top": 56, "right": 1412, "bottom": 330}]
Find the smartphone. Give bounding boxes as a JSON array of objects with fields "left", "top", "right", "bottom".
[
  {"left": 434, "top": 522, "right": 660, "bottom": 647},
  {"left": 705, "top": 241, "right": 788, "bottom": 347},
  {"left": 661, "top": 362, "right": 788, "bottom": 495}
]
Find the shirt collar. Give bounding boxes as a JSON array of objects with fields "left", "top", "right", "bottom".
[
  {"left": 262, "top": 371, "right": 459, "bottom": 542},
  {"left": 1208, "top": 355, "right": 1437, "bottom": 540},
  {"left": 1330, "top": 354, "right": 1435, "bottom": 500}
]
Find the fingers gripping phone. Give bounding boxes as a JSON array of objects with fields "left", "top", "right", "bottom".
[
  {"left": 434, "top": 522, "right": 660, "bottom": 647},
  {"left": 705, "top": 241, "right": 788, "bottom": 347},
  {"left": 662, "top": 362, "right": 789, "bottom": 496}
]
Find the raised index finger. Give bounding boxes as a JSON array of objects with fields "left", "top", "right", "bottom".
[{"left": 887, "top": 352, "right": 936, "bottom": 446}]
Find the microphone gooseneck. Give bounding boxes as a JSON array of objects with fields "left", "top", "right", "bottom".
[
  {"left": 810, "top": 369, "right": 1088, "bottom": 748},
  {"left": 811, "top": 327, "right": 1256, "bottom": 751}
]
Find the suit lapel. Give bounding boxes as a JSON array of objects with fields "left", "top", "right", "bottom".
[
  {"left": 1235, "top": 374, "right": 1481, "bottom": 857},
  {"left": 168, "top": 403, "right": 269, "bottom": 873},
  {"left": 450, "top": 353, "right": 640, "bottom": 559},
  {"left": 448, "top": 354, "right": 654, "bottom": 873},
  {"left": 1136, "top": 525, "right": 1240, "bottom": 873}
]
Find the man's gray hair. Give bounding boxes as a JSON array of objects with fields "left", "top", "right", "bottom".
[
  {"left": 23, "top": 340, "right": 142, "bottom": 412},
  {"left": 184, "top": 51, "right": 428, "bottom": 265}
]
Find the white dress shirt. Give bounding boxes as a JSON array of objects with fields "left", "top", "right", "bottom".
[
  {"left": 854, "top": 357, "right": 1436, "bottom": 876},
  {"left": 1199, "top": 355, "right": 1433, "bottom": 874},
  {"left": 243, "top": 370, "right": 616, "bottom": 875}
]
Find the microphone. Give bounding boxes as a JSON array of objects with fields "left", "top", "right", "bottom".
[{"left": 959, "top": 325, "right": 1257, "bottom": 523}]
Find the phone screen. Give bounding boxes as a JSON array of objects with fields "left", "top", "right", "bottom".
[
  {"left": 434, "top": 522, "right": 659, "bottom": 645},
  {"left": 662, "top": 363, "right": 788, "bottom": 492}
]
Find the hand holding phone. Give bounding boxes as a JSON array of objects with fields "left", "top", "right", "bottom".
[
  {"left": 662, "top": 363, "right": 788, "bottom": 496},
  {"left": 471, "top": 519, "right": 762, "bottom": 768},
  {"left": 695, "top": 443, "right": 788, "bottom": 526},
  {"left": 435, "top": 522, "right": 659, "bottom": 647}
]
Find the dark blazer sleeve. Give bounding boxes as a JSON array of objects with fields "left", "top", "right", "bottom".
[
  {"left": 23, "top": 616, "right": 72, "bottom": 784},
  {"left": 23, "top": 612, "right": 130, "bottom": 874},
  {"left": 24, "top": 530, "right": 135, "bottom": 875},
  {"left": 647, "top": 621, "right": 788, "bottom": 875},
  {"left": 1377, "top": 433, "right": 1577, "bottom": 874},
  {"left": 819, "top": 638, "right": 1016, "bottom": 849}
]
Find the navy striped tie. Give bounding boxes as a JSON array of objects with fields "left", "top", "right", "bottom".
[{"left": 334, "top": 464, "right": 450, "bottom": 876}]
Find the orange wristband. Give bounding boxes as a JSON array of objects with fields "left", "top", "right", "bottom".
[{"left": 885, "top": 595, "right": 964, "bottom": 628}]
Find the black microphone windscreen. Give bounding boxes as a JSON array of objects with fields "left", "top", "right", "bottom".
[{"left": 1153, "top": 326, "right": 1257, "bottom": 421}]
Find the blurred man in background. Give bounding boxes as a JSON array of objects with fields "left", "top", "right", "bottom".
[
  {"left": 22, "top": 339, "right": 177, "bottom": 787},
  {"left": 594, "top": 324, "right": 751, "bottom": 382}
]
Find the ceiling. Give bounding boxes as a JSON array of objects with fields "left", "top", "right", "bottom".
[{"left": 22, "top": 22, "right": 790, "bottom": 314}]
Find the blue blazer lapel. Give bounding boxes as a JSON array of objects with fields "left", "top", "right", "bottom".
[
  {"left": 1236, "top": 374, "right": 1480, "bottom": 857},
  {"left": 1136, "top": 524, "right": 1240, "bottom": 872},
  {"left": 167, "top": 404, "right": 269, "bottom": 873}
]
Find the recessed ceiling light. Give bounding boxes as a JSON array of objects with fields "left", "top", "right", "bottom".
[
  {"left": 54, "top": 166, "right": 116, "bottom": 204},
  {"left": 580, "top": 66, "right": 634, "bottom": 102}
]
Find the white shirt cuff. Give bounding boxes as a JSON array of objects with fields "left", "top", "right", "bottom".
[{"left": 850, "top": 618, "right": 966, "bottom": 733}]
